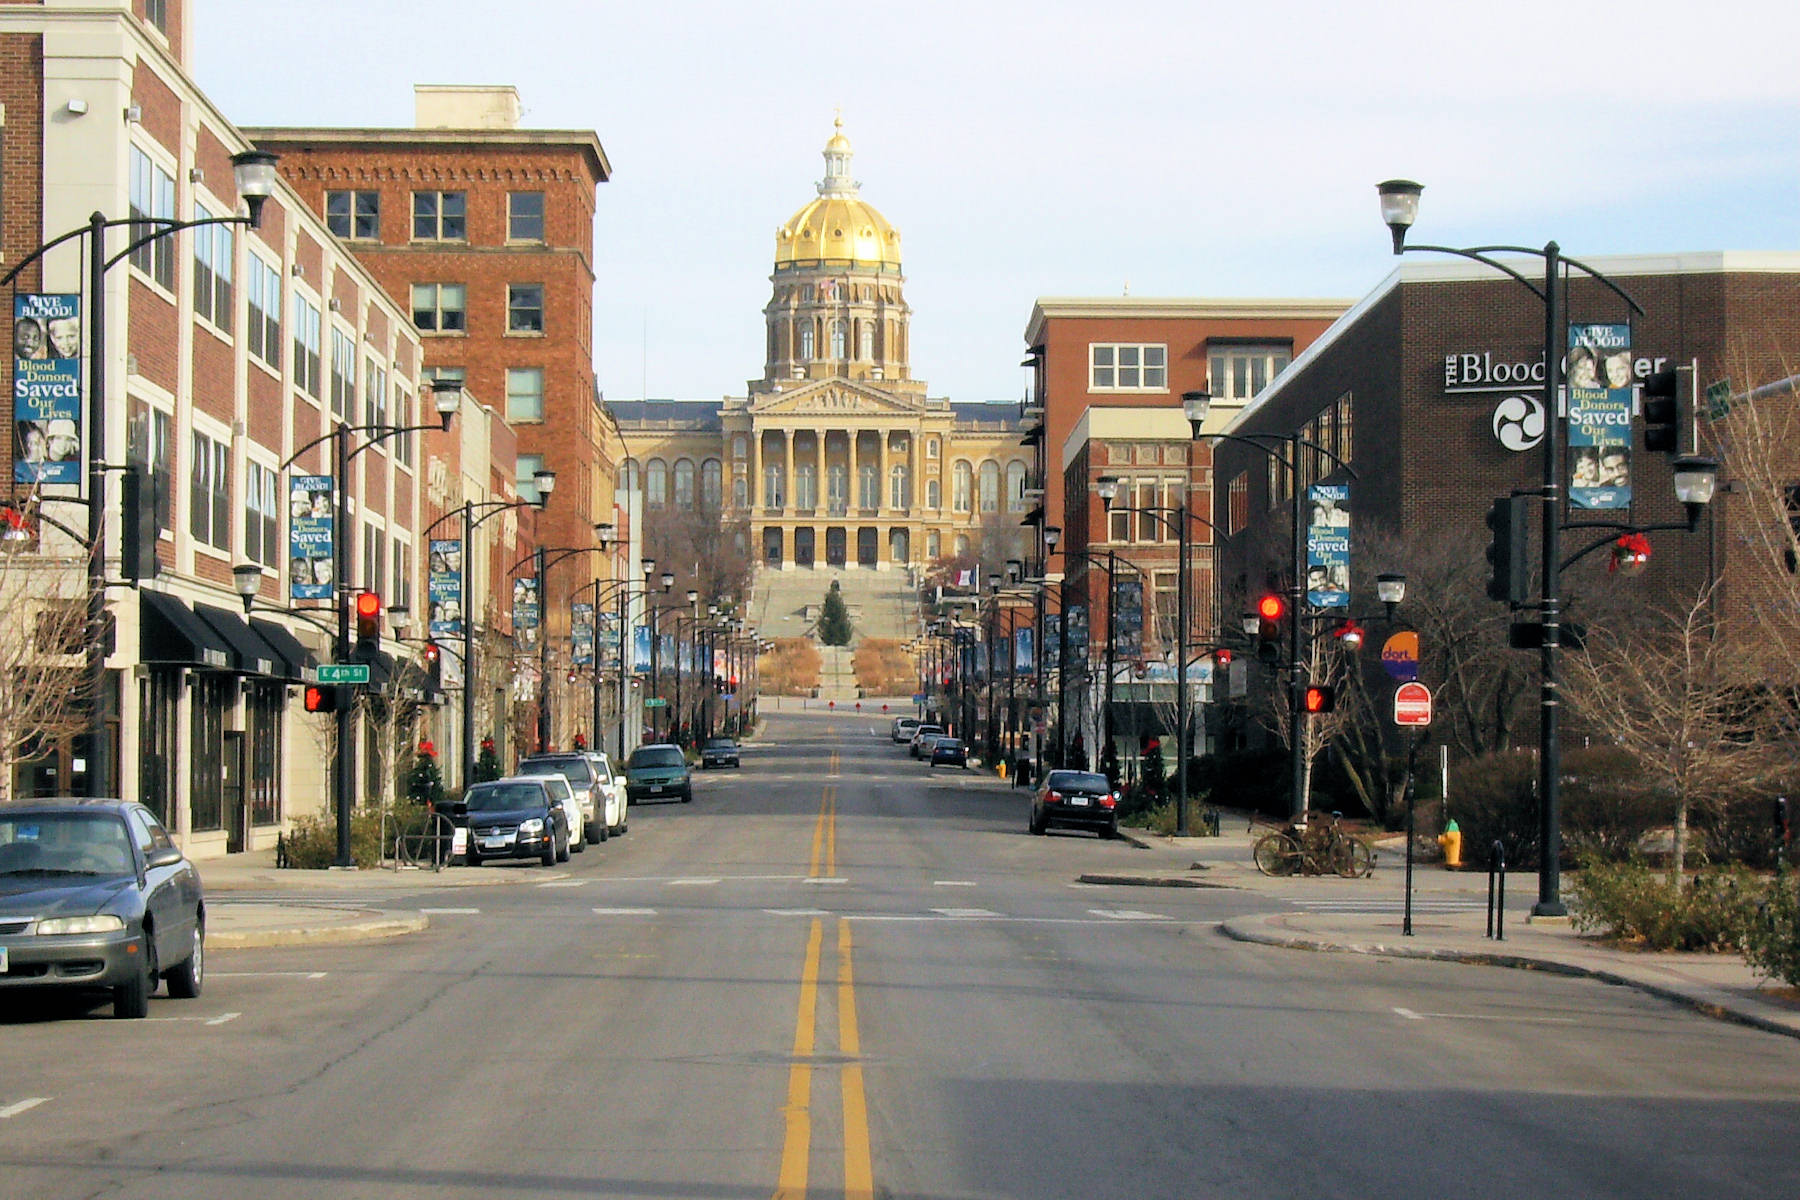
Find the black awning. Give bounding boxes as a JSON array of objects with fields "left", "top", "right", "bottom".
[
  {"left": 249, "top": 618, "right": 319, "bottom": 682},
  {"left": 140, "top": 590, "right": 232, "bottom": 670},
  {"left": 358, "top": 648, "right": 396, "bottom": 690},
  {"left": 194, "top": 603, "right": 279, "bottom": 676}
]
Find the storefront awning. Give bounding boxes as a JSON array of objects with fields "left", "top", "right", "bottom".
[
  {"left": 249, "top": 618, "right": 319, "bottom": 682},
  {"left": 194, "top": 603, "right": 279, "bottom": 676},
  {"left": 139, "top": 590, "right": 232, "bottom": 670}
]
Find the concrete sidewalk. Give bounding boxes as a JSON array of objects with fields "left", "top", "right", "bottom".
[{"left": 1105, "top": 816, "right": 1800, "bottom": 1042}]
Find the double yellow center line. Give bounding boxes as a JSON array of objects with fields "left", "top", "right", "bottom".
[{"left": 773, "top": 785, "right": 872, "bottom": 1199}]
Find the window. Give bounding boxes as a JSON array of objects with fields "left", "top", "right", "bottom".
[
  {"left": 128, "top": 146, "right": 175, "bottom": 288},
  {"left": 127, "top": 403, "right": 173, "bottom": 536},
  {"left": 508, "top": 191, "right": 545, "bottom": 241},
  {"left": 800, "top": 326, "right": 815, "bottom": 359},
  {"left": 508, "top": 284, "right": 544, "bottom": 334},
  {"left": 325, "top": 190, "right": 380, "bottom": 240},
  {"left": 701, "top": 459, "right": 722, "bottom": 507},
  {"left": 1334, "top": 393, "right": 1353, "bottom": 464},
  {"left": 732, "top": 473, "right": 748, "bottom": 508},
  {"left": 392, "top": 539, "right": 413, "bottom": 611},
  {"left": 673, "top": 459, "right": 695, "bottom": 508},
  {"left": 827, "top": 465, "right": 847, "bottom": 514},
  {"left": 144, "top": 0, "right": 168, "bottom": 32},
  {"left": 293, "top": 296, "right": 322, "bottom": 398},
  {"left": 412, "top": 190, "right": 467, "bottom": 241},
  {"left": 1089, "top": 343, "right": 1166, "bottom": 391},
  {"left": 394, "top": 387, "right": 415, "bottom": 467},
  {"left": 506, "top": 367, "right": 544, "bottom": 422},
  {"left": 891, "top": 464, "right": 910, "bottom": 509},
  {"left": 411, "top": 283, "right": 466, "bottom": 333},
  {"left": 926, "top": 532, "right": 940, "bottom": 559},
  {"left": 732, "top": 435, "right": 748, "bottom": 461},
  {"left": 763, "top": 465, "right": 784, "bottom": 509},
  {"left": 1227, "top": 472, "right": 1249, "bottom": 535},
  {"left": 859, "top": 464, "right": 878, "bottom": 510},
  {"left": 246, "top": 256, "right": 281, "bottom": 369},
  {"left": 831, "top": 320, "right": 848, "bottom": 359},
  {"left": 622, "top": 460, "right": 640, "bottom": 494},
  {"left": 330, "top": 328, "right": 355, "bottom": 418},
  {"left": 191, "top": 205, "right": 233, "bottom": 328},
  {"left": 361, "top": 525, "right": 386, "bottom": 598},
  {"left": 244, "top": 461, "right": 279, "bottom": 567},
  {"left": 859, "top": 321, "right": 874, "bottom": 360},
  {"left": 646, "top": 459, "right": 667, "bottom": 507},
  {"left": 518, "top": 455, "right": 547, "bottom": 505},
  {"left": 1109, "top": 479, "right": 1132, "bottom": 542},
  {"left": 1209, "top": 344, "right": 1293, "bottom": 402},
  {"left": 189, "top": 431, "right": 229, "bottom": 552},
  {"left": 364, "top": 360, "right": 388, "bottom": 433},
  {"left": 953, "top": 462, "right": 973, "bottom": 513},
  {"left": 979, "top": 461, "right": 1000, "bottom": 513},
  {"left": 1006, "top": 461, "right": 1028, "bottom": 512},
  {"left": 926, "top": 437, "right": 939, "bottom": 459},
  {"left": 926, "top": 478, "right": 941, "bottom": 509}
]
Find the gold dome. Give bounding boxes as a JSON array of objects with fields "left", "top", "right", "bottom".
[{"left": 774, "top": 119, "right": 902, "bottom": 270}]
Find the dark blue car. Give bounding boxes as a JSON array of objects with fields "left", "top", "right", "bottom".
[{"left": 462, "top": 778, "right": 570, "bottom": 867}]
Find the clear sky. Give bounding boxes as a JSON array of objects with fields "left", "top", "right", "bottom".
[{"left": 195, "top": 0, "right": 1799, "bottom": 407}]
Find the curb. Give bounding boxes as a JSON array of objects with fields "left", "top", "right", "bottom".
[
  {"left": 208, "top": 909, "right": 429, "bottom": 949},
  {"left": 1218, "top": 916, "right": 1800, "bottom": 1043}
]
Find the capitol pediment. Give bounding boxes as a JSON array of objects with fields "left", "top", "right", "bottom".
[{"left": 750, "top": 381, "right": 921, "bottom": 417}]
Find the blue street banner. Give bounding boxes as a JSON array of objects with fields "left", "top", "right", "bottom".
[
  {"left": 287, "top": 474, "right": 334, "bottom": 600},
  {"left": 998, "top": 636, "right": 1011, "bottom": 677},
  {"left": 512, "top": 576, "right": 539, "bottom": 651},
  {"left": 598, "top": 610, "right": 621, "bottom": 647},
  {"left": 1306, "top": 483, "right": 1351, "bottom": 608},
  {"left": 13, "top": 293, "right": 82, "bottom": 485},
  {"left": 633, "top": 626, "right": 651, "bottom": 673},
  {"left": 1067, "top": 604, "right": 1089, "bottom": 675},
  {"left": 571, "top": 602, "right": 594, "bottom": 665},
  {"left": 1045, "top": 613, "right": 1062, "bottom": 674},
  {"left": 1112, "top": 580, "right": 1143, "bottom": 659},
  {"left": 1567, "top": 323, "right": 1633, "bottom": 510},
  {"left": 1015, "top": 627, "right": 1034, "bottom": 674},
  {"left": 428, "top": 538, "right": 463, "bottom": 638}
]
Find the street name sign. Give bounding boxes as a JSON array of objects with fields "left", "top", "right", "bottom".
[
  {"left": 317, "top": 663, "right": 370, "bottom": 685},
  {"left": 1393, "top": 681, "right": 1432, "bottom": 727}
]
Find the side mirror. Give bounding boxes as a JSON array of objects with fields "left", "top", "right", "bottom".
[
  {"left": 146, "top": 846, "right": 184, "bottom": 870},
  {"left": 615, "top": 777, "right": 628, "bottom": 790}
]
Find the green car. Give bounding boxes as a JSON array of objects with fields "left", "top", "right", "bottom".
[{"left": 626, "top": 743, "right": 693, "bottom": 804}]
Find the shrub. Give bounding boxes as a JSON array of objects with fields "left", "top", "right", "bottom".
[
  {"left": 852, "top": 638, "right": 915, "bottom": 696},
  {"left": 1569, "top": 856, "right": 1762, "bottom": 952},
  {"left": 1561, "top": 745, "right": 1671, "bottom": 863},
  {"left": 281, "top": 810, "right": 385, "bottom": 869},
  {"left": 1742, "top": 868, "right": 1800, "bottom": 988},
  {"left": 1697, "top": 785, "right": 1795, "bottom": 870},
  {"left": 1447, "top": 750, "right": 1540, "bottom": 870},
  {"left": 1122, "top": 799, "right": 1177, "bottom": 834},
  {"left": 759, "top": 638, "right": 822, "bottom": 695}
]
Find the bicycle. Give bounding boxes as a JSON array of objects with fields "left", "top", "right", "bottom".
[
  {"left": 1252, "top": 812, "right": 1376, "bottom": 878},
  {"left": 392, "top": 808, "right": 459, "bottom": 872}
]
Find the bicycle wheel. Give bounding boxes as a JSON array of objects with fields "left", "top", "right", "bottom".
[
  {"left": 1338, "top": 838, "right": 1375, "bottom": 879},
  {"left": 1253, "top": 832, "right": 1303, "bottom": 877}
]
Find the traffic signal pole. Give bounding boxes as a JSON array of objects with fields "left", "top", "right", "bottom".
[{"left": 334, "top": 421, "right": 354, "bottom": 868}]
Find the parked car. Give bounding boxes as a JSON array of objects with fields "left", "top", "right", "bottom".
[
  {"left": 891, "top": 716, "right": 920, "bottom": 743},
  {"left": 700, "top": 737, "right": 741, "bottom": 769},
  {"left": 626, "top": 743, "right": 693, "bottom": 803},
  {"left": 0, "top": 799, "right": 205, "bottom": 1018},
  {"left": 584, "top": 751, "right": 629, "bottom": 836},
  {"left": 929, "top": 737, "right": 968, "bottom": 768},
  {"left": 519, "top": 752, "right": 609, "bottom": 844},
  {"left": 463, "top": 778, "right": 570, "bottom": 866},
  {"left": 908, "top": 724, "right": 943, "bottom": 758},
  {"left": 1030, "top": 769, "right": 1121, "bottom": 838}
]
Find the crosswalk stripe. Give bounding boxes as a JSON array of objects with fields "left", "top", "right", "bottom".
[
  {"left": 766, "top": 908, "right": 832, "bottom": 916},
  {"left": 931, "top": 908, "right": 999, "bottom": 918},
  {"left": 592, "top": 907, "right": 658, "bottom": 916},
  {"left": 0, "top": 1099, "right": 48, "bottom": 1119},
  {"left": 668, "top": 878, "right": 722, "bottom": 886},
  {"left": 419, "top": 907, "right": 480, "bottom": 915},
  {"left": 1088, "top": 909, "right": 1170, "bottom": 921}
]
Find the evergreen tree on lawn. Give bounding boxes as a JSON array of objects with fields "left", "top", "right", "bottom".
[
  {"left": 406, "top": 740, "right": 446, "bottom": 809},
  {"left": 1141, "top": 736, "right": 1165, "bottom": 800},
  {"left": 818, "top": 583, "right": 854, "bottom": 647},
  {"left": 474, "top": 736, "right": 503, "bottom": 783}
]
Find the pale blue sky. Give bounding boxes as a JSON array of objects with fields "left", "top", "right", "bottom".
[{"left": 196, "top": 0, "right": 1800, "bottom": 407}]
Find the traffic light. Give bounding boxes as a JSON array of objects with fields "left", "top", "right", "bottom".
[
  {"left": 1484, "top": 495, "right": 1529, "bottom": 605},
  {"left": 1303, "top": 685, "right": 1336, "bottom": 714},
  {"left": 303, "top": 684, "right": 339, "bottom": 713},
  {"left": 423, "top": 640, "right": 442, "bottom": 688},
  {"left": 1213, "top": 648, "right": 1232, "bottom": 669},
  {"left": 1642, "top": 367, "right": 1679, "bottom": 454},
  {"left": 1255, "top": 594, "right": 1285, "bottom": 663},
  {"left": 354, "top": 592, "right": 381, "bottom": 658},
  {"left": 120, "top": 467, "right": 158, "bottom": 583}
]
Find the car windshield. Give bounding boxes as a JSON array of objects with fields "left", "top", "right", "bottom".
[
  {"left": 915, "top": 727, "right": 941, "bottom": 737},
  {"left": 630, "top": 747, "right": 686, "bottom": 769},
  {"left": 0, "top": 811, "right": 134, "bottom": 876},
  {"left": 704, "top": 739, "right": 735, "bottom": 750},
  {"left": 464, "top": 782, "right": 546, "bottom": 812},
  {"left": 520, "top": 757, "right": 592, "bottom": 783},
  {"left": 1047, "top": 771, "right": 1111, "bottom": 793},
  {"left": 936, "top": 740, "right": 961, "bottom": 750}
]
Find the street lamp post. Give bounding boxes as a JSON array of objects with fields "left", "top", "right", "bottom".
[
  {"left": 2, "top": 151, "right": 281, "bottom": 800},
  {"left": 646, "top": 570, "right": 675, "bottom": 740}
]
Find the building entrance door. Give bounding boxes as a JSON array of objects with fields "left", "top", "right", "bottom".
[
  {"left": 223, "top": 730, "right": 246, "bottom": 853},
  {"left": 763, "top": 527, "right": 784, "bottom": 566},
  {"left": 826, "top": 528, "right": 847, "bottom": 567},
  {"left": 857, "top": 527, "right": 878, "bottom": 567},
  {"left": 795, "top": 527, "right": 815, "bottom": 568}
]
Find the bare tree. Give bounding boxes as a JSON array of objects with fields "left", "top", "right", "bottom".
[
  {"left": 645, "top": 500, "right": 752, "bottom": 614},
  {"left": 0, "top": 541, "right": 98, "bottom": 802}
]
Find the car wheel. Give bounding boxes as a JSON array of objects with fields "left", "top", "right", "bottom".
[
  {"left": 616, "top": 820, "right": 628, "bottom": 835},
  {"left": 114, "top": 933, "right": 156, "bottom": 1019},
  {"left": 1103, "top": 819, "right": 1120, "bottom": 840},
  {"left": 1029, "top": 810, "right": 1046, "bottom": 836},
  {"left": 596, "top": 818, "right": 609, "bottom": 843},
  {"left": 541, "top": 835, "right": 558, "bottom": 867},
  {"left": 164, "top": 916, "right": 205, "bottom": 999},
  {"left": 572, "top": 828, "right": 586, "bottom": 853},
  {"left": 556, "top": 828, "right": 571, "bottom": 863},
  {"left": 466, "top": 849, "right": 482, "bottom": 867},
  {"left": 681, "top": 787, "right": 693, "bottom": 803}
]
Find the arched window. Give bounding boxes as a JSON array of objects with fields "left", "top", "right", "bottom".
[
  {"left": 859, "top": 321, "right": 874, "bottom": 360},
  {"left": 622, "top": 460, "right": 641, "bottom": 494},
  {"left": 890, "top": 464, "right": 910, "bottom": 509},
  {"left": 732, "top": 473, "right": 748, "bottom": 508},
  {"left": 831, "top": 319, "right": 848, "bottom": 359},
  {"left": 926, "top": 437, "right": 939, "bottom": 459},
  {"left": 1006, "top": 461, "right": 1028, "bottom": 511},
  {"left": 926, "top": 478, "right": 941, "bottom": 509},
  {"left": 701, "top": 458, "right": 722, "bottom": 507},
  {"left": 673, "top": 459, "right": 696, "bottom": 508},
  {"left": 646, "top": 458, "right": 667, "bottom": 508},
  {"left": 800, "top": 326, "right": 815, "bottom": 359},
  {"left": 953, "top": 462, "right": 973, "bottom": 512},
  {"left": 979, "top": 460, "right": 1000, "bottom": 513},
  {"left": 859, "top": 464, "right": 879, "bottom": 509}
]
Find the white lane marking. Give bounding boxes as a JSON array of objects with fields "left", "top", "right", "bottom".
[
  {"left": 539, "top": 880, "right": 588, "bottom": 888},
  {"left": 1088, "top": 909, "right": 1170, "bottom": 921},
  {"left": 592, "top": 907, "right": 658, "bottom": 916},
  {"left": 1395, "top": 1008, "right": 1579, "bottom": 1025},
  {"left": 147, "top": 1013, "right": 240, "bottom": 1025},
  {"left": 804, "top": 876, "right": 848, "bottom": 885},
  {"left": 594, "top": 874, "right": 805, "bottom": 884},
  {"left": 419, "top": 907, "right": 481, "bottom": 915},
  {"left": 765, "top": 908, "right": 832, "bottom": 917},
  {"left": 933, "top": 880, "right": 977, "bottom": 887},
  {"left": 212, "top": 971, "right": 327, "bottom": 980},
  {"left": 931, "top": 908, "right": 1000, "bottom": 918},
  {"left": 1394, "top": 1007, "right": 1423, "bottom": 1021},
  {"left": 1293, "top": 900, "right": 1485, "bottom": 912},
  {"left": 668, "top": 878, "right": 721, "bottom": 887},
  {"left": 0, "top": 1099, "right": 48, "bottom": 1119},
  {"left": 1066, "top": 882, "right": 1106, "bottom": 889},
  {"left": 205, "top": 1012, "right": 242, "bottom": 1026},
  {"left": 845, "top": 914, "right": 1220, "bottom": 927}
]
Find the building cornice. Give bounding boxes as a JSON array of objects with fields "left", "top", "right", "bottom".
[
  {"left": 1025, "top": 296, "right": 1353, "bottom": 345},
  {"left": 243, "top": 126, "right": 611, "bottom": 183}
]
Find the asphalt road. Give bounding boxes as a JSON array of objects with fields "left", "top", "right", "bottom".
[{"left": 3, "top": 708, "right": 1799, "bottom": 1199}]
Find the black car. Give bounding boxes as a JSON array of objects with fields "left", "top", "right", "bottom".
[
  {"left": 1030, "top": 769, "right": 1121, "bottom": 838},
  {"left": 626, "top": 743, "right": 693, "bottom": 803},
  {"left": 700, "top": 737, "right": 740, "bottom": 769},
  {"left": 463, "top": 778, "right": 570, "bottom": 866},
  {"left": 928, "top": 737, "right": 967, "bottom": 768},
  {"left": 0, "top": 799, "right": 205, "bottom": 1018}
]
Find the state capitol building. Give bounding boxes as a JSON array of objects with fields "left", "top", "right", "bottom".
[{"left": 612, "top": 121, "right": 1030, "bottom": 571}]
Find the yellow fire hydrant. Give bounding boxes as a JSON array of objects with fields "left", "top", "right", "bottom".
[
  {"left": 1437, "top": 818, "right": 1462, "bottom": 869},
  {"left": 996, "top": 760, "right": 1007, "bottom": 782}
]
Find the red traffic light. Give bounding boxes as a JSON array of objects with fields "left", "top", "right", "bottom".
[
  {"left": 1256, "top": 594, "right": 1286, "bottom": 621},
  {"left": 423, "top": 641, "right": 440, "bottom": 663},
  {"left": 354, "top": 591, "right": 382, "bottom": 646},
  {"left": 1213, "top": 648, "right": 1233, "bottom": 666},
  {"left": 355, "top": 592, "right": 381, "bottom": 620}
]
